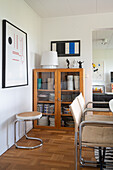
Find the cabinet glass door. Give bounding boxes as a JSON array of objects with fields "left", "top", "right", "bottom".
[
  {"left": 36, "top": 71, "right": 56, "bottom": 128},
  {"left": 59, "top": 71, "right": 80, "bottom": 128}
]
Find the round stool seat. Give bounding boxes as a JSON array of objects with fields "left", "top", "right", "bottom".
[{"left": 16, "top": 111, "right": 42, "bottom": 120}]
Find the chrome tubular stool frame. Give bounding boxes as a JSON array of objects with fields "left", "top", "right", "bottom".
[{"left": 14, "top": 112, "right": 43, "bottom": 149}]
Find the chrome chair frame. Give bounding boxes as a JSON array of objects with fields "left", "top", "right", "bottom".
[
  {"left": 82, "top": 101, "right": 110, "bottom": 120},
  {"left": 14, "top": 119, "right": 43, "bottom": 149},
  {"left": 77, "top": 93, "right": 110, "bottom": 121},
  {"left": 79, "top": 120, "right": 113, "bottom": 169},
  {"left": 75, "top": 131, "right": 78, "bottom": 170},
  {"left": 86, "top": 101, "right": 109, "bottom": 108}
]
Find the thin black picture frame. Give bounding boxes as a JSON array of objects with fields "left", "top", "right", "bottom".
[
  {"left": 51, "top": 40, "right": 80, "bottom": 57},
  {"left": 2, "top": 20, "right": 28, "bottom": 88}
]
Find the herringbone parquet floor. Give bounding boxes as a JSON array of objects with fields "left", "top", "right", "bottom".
[{"left": 0, "top": 129, "right": 99, "bottom": 170}]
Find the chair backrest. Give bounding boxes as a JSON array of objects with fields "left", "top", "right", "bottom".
[
  {"left": 77, "top": 93, "right": 86, "bottom": 113},
  {"left": 109, "top": 99, "right": 113, "bottom": 112},
  {"left": 70, "top": 97, "right": 82, "bottom": 132}
]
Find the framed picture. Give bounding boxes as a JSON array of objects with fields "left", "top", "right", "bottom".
[
  {"left": 92, "top": 60, "right": 104, "bottom": 81},
  {"left": 2, "top": 20, "right": 28, "bottom": 88},
  {"left": 51, "top": 40, "right": 80, "bottom": 57}
]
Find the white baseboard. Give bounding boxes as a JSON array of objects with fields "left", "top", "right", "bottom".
[
  {"left": 0, "top": 145, "right": 8, "bottom": 156},
  {"left": 0, "top": 126, "right": 32, "bottom": 156}
]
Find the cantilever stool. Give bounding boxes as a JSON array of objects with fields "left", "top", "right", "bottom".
[{"left": 14, "top": 111, "right": 43, "bottom": 149}]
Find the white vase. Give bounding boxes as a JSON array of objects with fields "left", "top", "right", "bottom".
[
  {"left": 74, "top": 75, "right": 79, "bottom": 90},
  {"left": 67, "top": 75, "right": 73, "bottom": 90}
]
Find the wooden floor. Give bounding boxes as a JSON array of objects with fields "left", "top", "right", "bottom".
[{"left": 0, "top": 129, "right": 100, "bottom": 170}]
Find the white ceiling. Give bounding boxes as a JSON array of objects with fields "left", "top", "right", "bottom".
[
  {"left": 24, "top": 0, "right": 113, "bottom": 18},
  {"left": 24, "top": 0, "right": 113, "bottom": 49}
]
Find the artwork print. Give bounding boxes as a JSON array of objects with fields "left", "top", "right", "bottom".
[
  {"left": 51, "top": 40, "right": 80, "bottom": 57},
  {"left": 92, "top": 60, "right": 104, "bottom": 81},
  {"left": 2, "top": 20, "right": 28, "bottom": 88}
]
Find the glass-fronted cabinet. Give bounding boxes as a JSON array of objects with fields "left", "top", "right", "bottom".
[{"left": 33, "top": 68, "right": 85, "bottom": 130}]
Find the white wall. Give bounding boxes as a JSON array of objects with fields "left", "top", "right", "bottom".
[
  {"left": 41, "top": 13, "right": 113, "bottom": 103},
  {"left": 0, "top": 0, "right": 41, "bottom": 155},
  {"left": 93, "top": 49, "right": 113, "bottom": 92},
  {"left": 1, "top": 1, "right": 113, "bottom": 156}
]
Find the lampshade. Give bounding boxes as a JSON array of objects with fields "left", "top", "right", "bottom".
[{"left": 40, "top": 51, "right": 58, "bottom": 68}]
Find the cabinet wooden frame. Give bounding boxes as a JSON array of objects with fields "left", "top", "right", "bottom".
[{"left": 33, "top": 68, "right": 85, "bottom": 130}]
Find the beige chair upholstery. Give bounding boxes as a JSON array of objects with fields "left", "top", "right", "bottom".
[
  {"left": 70, "top": 97, "right": 82, "bottom": 132},
  {"left": 70, "top": 94, "right": 113, "bottom": 170},
  {"left": 76, "top": 93, "right": 85, "bottom": 113},
  {"left": 82, "top": 115, "right": 113, "bottom": 147}
]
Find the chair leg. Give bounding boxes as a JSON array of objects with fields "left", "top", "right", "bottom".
[
  {"left": 103, "top": 147, "right": 106, "bottom": 168},
  {"left": 99, "top": 147, "right": 103, "bottom": 170},
  {"left": 14, "top": 120, "right": 17, "bottom": 146},
  {"left": 75, "top": 132, "right": 78, "bottom": 170},
  {"left": 14, "top": 119, "right": 43, "bottom": 149}
]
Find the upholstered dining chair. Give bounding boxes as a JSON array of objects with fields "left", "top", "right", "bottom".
[
  {"left": 70, "top": 97, "right": 82, "bottom": 170},
  {"left": 79, "top": 114, "right": 113, "bottom": 170},
  {"left": 77, "top": 93, "right": 110, "bottom": 120},
  {"left": 14, "top": 111, "right": 43, "bottom": 149},
  {"left": 70, "top": 95, "right": 113, "bottom": 170}
]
